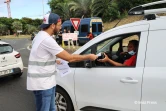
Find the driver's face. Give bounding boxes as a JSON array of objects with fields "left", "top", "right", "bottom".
[{"left": 127, "top": 43, "right": 135, "bottom": 52}]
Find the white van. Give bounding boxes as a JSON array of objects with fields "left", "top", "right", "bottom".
[{"left": 56, "top": 1, "right": 166, "bottom": 111}]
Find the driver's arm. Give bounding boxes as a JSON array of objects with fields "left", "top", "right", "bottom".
[
  {"left": 107, "top": 59, "right": 126, "bottom": 66},
  {"left": 98, "top": 53, "right": 126, "bottom": 66}
]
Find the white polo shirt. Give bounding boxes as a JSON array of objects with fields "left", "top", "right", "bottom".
[{"left": 27, "top": 31, "right": 63, "bottom": 91}]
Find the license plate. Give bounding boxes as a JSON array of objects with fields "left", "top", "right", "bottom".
[{"left": 0, "top": 69, "right": 13, "bottom": 75}]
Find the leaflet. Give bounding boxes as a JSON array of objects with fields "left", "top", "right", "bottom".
[{"left": 56, "top": 59, "right": 71, "bottom": 77}]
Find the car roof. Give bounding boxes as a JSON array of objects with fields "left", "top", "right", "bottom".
[
  {"left": 0, "top": 41, "right": 9, "bottom": 45},
  {"left": 105, "top": 15, "right": 166, "bottom": 32}
]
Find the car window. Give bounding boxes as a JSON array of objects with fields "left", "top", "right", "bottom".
[
  {"left": 112, "top": 42, "right": 120, "bottom": 52},
  {"left": 122, "top": 35, "right": 139, "bottom": 52},
  {"left": 95, "top": 33, "right": 140, "bottom": 67},
  {"left": 96, "top": 39, "right": 112, "bottom": 54},
  {"left": 81, "top": 24, "right": 88, "bottom": 32},
  {"left": 0, "top": 44, "right": 13, "bottom": 54},
  {"left": 82, "top": 48, "right": 91, "bottom": 55}
]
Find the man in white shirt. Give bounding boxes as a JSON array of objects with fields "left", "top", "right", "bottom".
[{"left": 27, "top": 13, "right": 97, "bottom": 111}]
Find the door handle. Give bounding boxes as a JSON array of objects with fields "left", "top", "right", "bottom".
[{"left": 120, "top": 77, "right": 138, "bottom": 84}]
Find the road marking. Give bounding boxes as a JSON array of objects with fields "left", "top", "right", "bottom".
[
  {"left": 16, "top": 48, "right": 26, "bottom": 51},
  {"left": 27, "top": 45, "right": 31, "bottom": 50},
  {"left": 24, "top": 67, "right": 28, "bottom": 69}
]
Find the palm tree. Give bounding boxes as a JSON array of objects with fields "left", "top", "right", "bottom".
[
  {"left": 92, "top": 0, "right": 120, "bottom": 22},
  {"left": 69, "top": 0, "right": 93, "bottom": 18},
  {"left": 51, "top": 2, "right": 74, "bottom": 21}
]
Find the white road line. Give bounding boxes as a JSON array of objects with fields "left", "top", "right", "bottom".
[
  {"left": 16, "top": 48, "right": 26, "bottom": 51},
  {"left": 27, "top": 45, "right": 31, "bottom": 50}
]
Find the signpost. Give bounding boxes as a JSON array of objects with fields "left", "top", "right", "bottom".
[
  {"left": 70, "top": 18, "right": 81, "bottom": 47},
  {"left": 17, "top": 30, "right": 22, "bottom": 37},
  {"left": 70, "top": 18, "right": 81, "bottom": 31}
]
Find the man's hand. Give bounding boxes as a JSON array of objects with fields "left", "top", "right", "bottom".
[
  {"left": 88, "top": 54, "right": 98, "bottom": 61},
  {"left": 56, "top": 50, "right": 98, "bottom": 62}
]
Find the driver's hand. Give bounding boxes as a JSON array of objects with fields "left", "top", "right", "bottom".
[{"left": 98, "top": 53, "right": 109, "bottom": 62}]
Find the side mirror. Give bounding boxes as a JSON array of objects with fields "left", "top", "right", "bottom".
[{"left": 84, "top": 60, "right": 92, "bottom": 68}]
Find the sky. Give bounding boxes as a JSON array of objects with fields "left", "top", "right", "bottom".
[{"left": 0, "top": 0, "right": 51, "bottom": 19}]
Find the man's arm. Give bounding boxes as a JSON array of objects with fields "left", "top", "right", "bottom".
[{"left": 56, "top": 50, "right": 97, "bottom": 62}]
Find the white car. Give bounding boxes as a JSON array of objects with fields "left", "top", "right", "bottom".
[
  {"left": 0, "top": 41, "right": 23, "bottom": 78},
  {"left": 56, "top": 1, "right": 166, "bottom": 111}
]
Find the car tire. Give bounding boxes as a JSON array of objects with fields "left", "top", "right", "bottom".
[
  {"left": 13, "top": 73, "right": 22, "bottom": 78},
  {"left": 56, "top": 87, "right": 74, "bottom": 111}
]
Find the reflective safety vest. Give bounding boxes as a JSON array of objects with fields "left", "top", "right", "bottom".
[{"left": 27, "top": 31, "right": 57, "bottom": 91}]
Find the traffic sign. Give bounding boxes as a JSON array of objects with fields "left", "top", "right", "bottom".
[{"left": 70, "top": 18, "right": 81, "bottom": 31}]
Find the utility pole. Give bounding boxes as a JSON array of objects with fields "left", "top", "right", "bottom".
[{"left": 4, "top": 0, "right": 11, "bottom": 18}]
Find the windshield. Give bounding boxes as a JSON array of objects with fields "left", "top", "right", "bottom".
[
  {"left": 0, "top": 44, "right": 13, "bottom": 54},
  {"left": 96, "top": 39, "right": 112, "bottom": 54}
]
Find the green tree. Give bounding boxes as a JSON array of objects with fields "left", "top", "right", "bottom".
[
  {"left": 69, "top": 0, "right": 92, "bottom": 18},
  {"left": 25, "top": 24, "right": 38, "bottom": 34},
  {"left": 116, "top": 0, "right": 160, "bottom": 14},
  {"left": 31, "top": 19, "right": 42, "bottom": 27},
  {"left": 48, "top": 0, "right": 73, "bottom": 21},
  {"left": 0, "top": 17, "right": 14, "bottom": 34},
  {"left": 92, "top": 0, "right": 116, "bottom": 22},
  {"left": 48, "top": 0, "right": 72, "bottom": 10},
  {"left": 53, "top": 3, "right": 73, "bottom": 21},
  {"left": 12, "top": 21, "right": 22, "bottom": 33},
  {"left": 0, "top": 24, "right": 8, "bottom": 36}
]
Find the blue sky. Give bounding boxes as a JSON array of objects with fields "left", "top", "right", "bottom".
[{"left": 0, "top": 0, "right": 51, "bottom": 19}]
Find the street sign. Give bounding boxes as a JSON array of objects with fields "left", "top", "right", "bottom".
[
  {"left": 17, "top": 30, "right": 22, "bottom": 33},
  {"left": 70, "top": 18, "right": 81, "bottom": 31}
]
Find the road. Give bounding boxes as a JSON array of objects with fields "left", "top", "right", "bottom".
[{"left": 0, "top": 38, "right": 36, "bottom": 111}]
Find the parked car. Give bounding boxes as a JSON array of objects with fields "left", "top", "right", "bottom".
[
  {"left": 55, "top": 1, "right": 166, "bottom": 111},
  {"left": 31, "top": 32, "right": 38, "bottom": 40},
  {"left": 0, "top": 41, "right": 23, "bottom": 78}
]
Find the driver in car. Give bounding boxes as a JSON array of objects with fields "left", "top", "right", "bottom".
[{"left": 98, "top": 40, "right": 138, "bottom": 66}]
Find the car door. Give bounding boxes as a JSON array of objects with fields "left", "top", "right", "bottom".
[
  {"left": 74, "top": 25, "right": 149, "bottom": 111},
  {"left": 141, "top": 29, "right": 166, "bottom": 111}
]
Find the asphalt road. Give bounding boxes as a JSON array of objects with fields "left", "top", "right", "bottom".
[{"left": 0, "top": 38, "right": 36, "bottom": 111}]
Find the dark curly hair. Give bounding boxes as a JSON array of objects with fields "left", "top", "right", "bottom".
[{"left": 129, "top": 40, "right": 139, "bottom": 51}]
